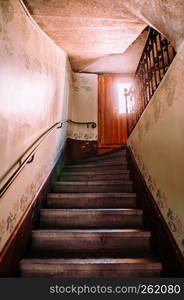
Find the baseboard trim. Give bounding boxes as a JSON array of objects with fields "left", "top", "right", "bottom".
[{"left": 127, "top": 146, "right": 184, "bottom": 277}]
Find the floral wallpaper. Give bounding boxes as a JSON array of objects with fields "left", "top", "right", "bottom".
[
  {"left": 128, "top": 43, "right": 184, "bottom": 257},
  {"left": 0, "top": 132, "right": 64, "bottom": 251},
  {"left": 0, "top": 0, "right": 99, "bottom": 254},
  {"left": 129, "top": 141, "right": 184, "bottom": 256},
  {"left": 67, "top": 127, "right": 98, "bottom": 141},
  {"left": 0, "top": 0, "right": 72, "bottom": 252},
  {"left": 67, "top": 73, "right": 98, "bottom": 141}
]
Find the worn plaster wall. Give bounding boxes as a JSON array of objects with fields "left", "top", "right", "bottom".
[
  {"left": 67, "top": 73, "right": 98, "bottom": 140},
  {"left": 0, "top": 0, "right": 73, "bottom": 251},
  {"left": 128, "top": 42, "right": 184, "bottom": 257},
  {"left": 122, "top": 0, "right": 184, "bottom": 51},
  {"left": 23, "top": 0, "right": 146, "bottom": 73}
]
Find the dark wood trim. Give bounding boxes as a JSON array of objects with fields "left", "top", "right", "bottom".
[
  {"left": 98, "top": 144, "right": 127, "bottom": 154},
  {"left": 63, "top": 138, "right": 98, "bottom": 164},
  {"left": 0, "top": 155, "right": 60, "bottom": 277},
  {"left": 127, "top": 146, "right": 184, "bottom": 277}
]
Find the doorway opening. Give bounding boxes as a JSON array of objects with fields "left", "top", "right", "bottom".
[{"left": 98, "top": 76, "right": 132, "bottom": 153}]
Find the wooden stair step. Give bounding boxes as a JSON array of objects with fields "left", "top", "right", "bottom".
[
  {"left": 39, "top": 208, "right": 143, "bottom": 229},
  {"left": 59, "top": 173, "right": 130, "bottom": 181},
  {"left": 79, "top": 153, "right": 127, "bottom": 163},
  {"left": 79, "top": 156, "right": 127, "bottom": 164},
  {"left": 29, "top": 229, "right": 151, "bottom": 258},
  {"left": 64, "top": 164, "right": 128, "bottom": 171},
  {"left": 92, "top": 149, "right": 127, "bottom": 159},
  {"left": 46, "top": 193, "right": 137, "bottom": 208},
  {"left": 85, "top": 148, "right": 127, "bottom": 159},
  {"left": 60, "top": 169, "right": 130, "bottom": 176},
  {"left": 66, "top": 160, "right": 128, "bottom": 168},
  {"left": 20, "top": 257, "right": 162, "bottom": 278},
  {"left": 53, "top": 180, "right": 133, "bottom": 193}
]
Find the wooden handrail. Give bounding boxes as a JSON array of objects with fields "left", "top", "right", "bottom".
[
  {"left": 58, "top": 119, "right": 96, "bottom": 128},
  {"left": 0, "top": 119, "right": 96, "bottom": 197}
]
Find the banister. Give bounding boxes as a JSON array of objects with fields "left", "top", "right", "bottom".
[
  {"left": 58, "top": 119, "right": 97, "bottom": 129},
  {"left": 0, "top": 119, "right": 96, "bottom": 197},
  {"left": 126, "top": 27, "right": 176, "bottom": 136}
]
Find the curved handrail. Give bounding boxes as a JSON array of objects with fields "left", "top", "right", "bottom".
[
  {"left": 58, "top": 119, "right": 96, "bottom": 129},
  {"left": 0, "top": 119, "right": 96, "bottom": 197}
]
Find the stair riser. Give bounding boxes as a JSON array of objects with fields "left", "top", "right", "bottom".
[
  {"left": 20, "top": 268, "right": 160, "bottom": 278},
  {"left": 64, "top": 165, "right": 128, "bottom": 172},
  {"left": 53, "top": 184, "right": 133, "bottom": 193},
  {"left": 59, "top": 174, "right": 130, "bottom": 181},
  {"left": 92, "top": 149, "right": 126, "bottom": 155},
  {"left": 61, "top": 170, "right": 130, "bottom": 176},
  {"left": 46, "top": 197, "right": 137, "bottom": 209},
  {"left": 81, "top": 157, "right": 127, "bottom": 164},
  {"left": 40, "top": 213, "right": 143, "bottom": 229},
  {"left": 68, "top": 161, "right": 128, "bottom": 168},
  {"left": 95, "top": 152, "right": 127, "bottom": 159},
  {"left": 80, "top": 155, "right": 127, "bottom": 163},
  {"left": 30, "top": 236, "right": 150, "bottom": 257}
]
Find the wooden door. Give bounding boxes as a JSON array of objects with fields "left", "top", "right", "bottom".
[{"left": 98, "top": 75, "right": 127, "bottom": 153}]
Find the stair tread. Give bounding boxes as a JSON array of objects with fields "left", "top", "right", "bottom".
[
  {"left": 78, "top": 158, "right": 127, "bottom": 164},
  {"left": 80, "top": 154, "right": 126, "bottom": 161},
  {"left": 66, "top": 161, "right": 127, "bottom": 167},
  {"left": 79, "top": 153, "right": 127, "bottom": 161},
  {"left": 40, "top": 208, "right": 143, "bottom": 229},
  {"left": 20, "top": 257, "right": 161, "bottom": 269},
  {"left": 60, "top": 170, "right": 130, "bottom": 175},
  {"left": 74, "top": 154, "right": 127, "bottom": 164},
  {"left": 65, "top": 166, "right": 128, "bottom": 170},
  {"left": 46, "top": 193, "right": 137, "bottom": 209},
  {"left": 60, "top": 177, "right": 130, "bottom": 180},
  {"left": 40, "top": 208, "right": 142, "bottom": 215},
  {"left": 60, "top": 173, "right": 129, "bottom": 175},
  {"left": 47, "top": 192, "right": 136, "bottom": 198},
  {"left": 32, "top": 229, "right": 151, "bottom": 237},
  {"left": 64, "top": 165, "right": 128, "bottom": 170},
  {"left": 55, "top": 180, "right": 133, "bottom": 185},
  {"left": 61, "top": 173, "right": 130, "bottom": 176}
]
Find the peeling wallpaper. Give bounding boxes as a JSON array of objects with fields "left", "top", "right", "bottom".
[
  {"left": 67, "top": 73, "right": 98, "bottom": 141},
  {"left": 128, "top": 42, "right": 184, "bottom": 257},
  {"left": 0, "top": 0, "right": 73, "bottom": 252}
]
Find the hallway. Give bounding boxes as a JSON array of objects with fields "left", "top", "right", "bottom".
[{"left": 0, "top": 0, "right": 184, "bottom": 277}]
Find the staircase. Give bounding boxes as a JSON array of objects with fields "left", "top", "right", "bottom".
[{"left": 19, "top": 147, "right": 162, "bottom": 277}]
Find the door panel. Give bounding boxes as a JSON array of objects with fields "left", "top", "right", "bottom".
[{"left": 98, "top": 76, "right": 127, "bottom": 153}]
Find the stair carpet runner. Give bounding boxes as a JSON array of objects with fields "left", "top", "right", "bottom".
[{"left": 19, "top": 147, "right": 162, "bottom": 277}]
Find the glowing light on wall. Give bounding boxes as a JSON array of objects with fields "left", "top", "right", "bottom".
[{"left": 117, "top": 82, "right": 132, "bottom": 114}]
